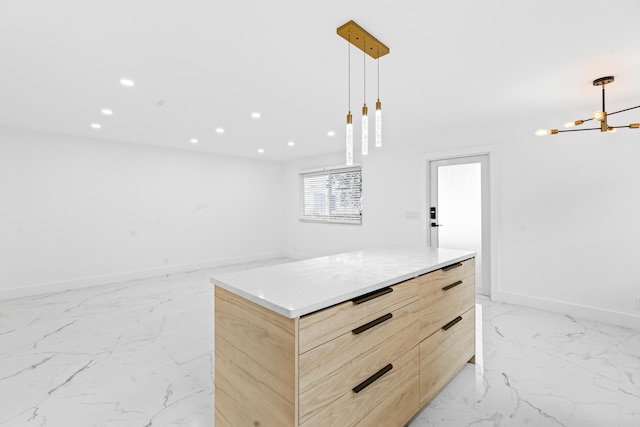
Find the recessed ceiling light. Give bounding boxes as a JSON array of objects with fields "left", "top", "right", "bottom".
[
  {"left": 190, "top": 138, "right": 199, "bottom": 144},
  {"left": 327, "top": 130, "right": 336, "bottom": 137},
  {"left": 251, "top": 112, "right": 261, "bottom": 119},
  {"left": 91, "top": 123, "right": 101, "bottom": 129},
  {"left": 101, "top": 109, "right": 113, "bottom": 116},
  {"left": 257, "top": 148, "right": 265, "bottom": 153},
  {"left": 287, "top": 141, "right": 295, "bottom": 146},
  {"left": 120, "top": 78, "right": 135, "bottom": 87},
  {"left": 215, "top": 127, "right": 225, "bottom": 134}
]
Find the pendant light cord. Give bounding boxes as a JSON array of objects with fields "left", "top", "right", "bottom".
[
  {"left": 363, "top": 40, "right": 366, "bottom": 104},
  {"left": 348, "top": 33, "right": 351, "bottom": 111}
]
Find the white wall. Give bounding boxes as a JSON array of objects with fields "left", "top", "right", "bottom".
[
  {"left": 284, "top": 149, "right": 429, "bottom": 259},
  {"left": 284, "top": 117, "right": 640, "bottom": 329},
  {"left": 0, "top": 128, "right": 285, "bottom": 299}
]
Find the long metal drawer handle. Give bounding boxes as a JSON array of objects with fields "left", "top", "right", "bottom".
[
  {"left": 442, "top": 316, "right": 463, "bottom": 331},
  {"left": 442, "top": 280, "right": 463, "bottom": 291},
  {"left": 351, "top": 287, "right": 393, "bottom": 305},
  {"left": 441, "top": 262, "right": 463, "bottom": 272},
  {"left": 352, "top": 364, "right": 393, "bottom": 393},
  {"left": 352, "top": 313, "right": 393, "bottom": 335}
]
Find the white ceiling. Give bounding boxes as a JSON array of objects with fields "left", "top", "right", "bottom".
[{"left": 2, "top": 0, "right": 640, "bottom": 162}]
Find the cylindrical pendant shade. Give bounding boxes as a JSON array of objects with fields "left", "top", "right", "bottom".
[
  {"left": 375, "top": 99, "right": 382, "bottom": 147},
  {"left": 362, "top": 104, "right": 368, "bottom": 155},
  {"left": 346, "top": 111, "right": 353, "bottom": 165}
]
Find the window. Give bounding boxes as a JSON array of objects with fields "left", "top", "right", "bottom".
[{"left": 299, "top": 165, "right": 362, "bottom": 224}]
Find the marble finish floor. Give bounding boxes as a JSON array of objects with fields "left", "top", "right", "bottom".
[{"left": 0, "top": 258, "right": 638, "bottom": 426}]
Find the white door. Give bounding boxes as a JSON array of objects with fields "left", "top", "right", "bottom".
[{"left": 428, "top": 155, "right": 490, "bottom": 296}]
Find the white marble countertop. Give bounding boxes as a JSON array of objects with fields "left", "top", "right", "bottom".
[{"left": 210, "top": 246, "right": 475, "bottom": 318}]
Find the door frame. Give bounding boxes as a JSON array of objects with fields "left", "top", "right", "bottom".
[
  {"left": 428, "top": 155, "right": 490, "bottom": 296},
  {"left": 425, "top": 146, "right": 500, "bottom": 299}
]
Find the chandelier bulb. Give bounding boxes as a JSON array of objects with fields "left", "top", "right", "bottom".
[
  {"left": 535, "top": 129, "right": 550, "bottom": 136},
  {"left": 563, "top": 119, "right": 584, "bottom": 128},
  {"left": 607, "top": 126, "right": 617, "bottom": 133},
  {"left": 592, "top": 111, "right": 606, "bottom": 121}
]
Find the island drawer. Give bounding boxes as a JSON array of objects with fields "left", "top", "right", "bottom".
[
  {"left": 298, "top": 276, "right": 420, "bottom": 354},
  {"left": 419, "top": 306, "right": 475, "bottom": 405},
  {"left": 420, "top": 258, "right": 474, "bottom": 293},
  {"left": 298, "top": 301, "right": 419, "bottom": 424},
  {"left": 419, "top": 272, "right": 475, "bottom": 341},
  {"left": 300, "top": 346, "right": 419, "bottom": 427}
]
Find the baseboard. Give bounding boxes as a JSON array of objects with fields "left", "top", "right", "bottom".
[
  {"left": 492, "top": 290, "right": 640, "bottom": 331},
  {"left": 0, "top": 251, "right": 284, "bottom": 302}
]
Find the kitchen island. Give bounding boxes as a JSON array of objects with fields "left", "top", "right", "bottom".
[{"left": 211, "top": 247, "right": 476, "bottom": 426}]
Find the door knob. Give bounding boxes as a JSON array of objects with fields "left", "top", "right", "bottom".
[{"left": 431, "top": 223, "right": 444, "bottom": 227}]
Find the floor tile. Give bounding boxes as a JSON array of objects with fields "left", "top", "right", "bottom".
[{"left": 0, "top": 258, "right": 638, "bottom": 426}]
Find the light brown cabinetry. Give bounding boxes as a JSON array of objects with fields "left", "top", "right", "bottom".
[
  {"left": 215, "top": 257, "right": 475, "bottom": 427},
  {"left": 419, "top": 306, "right": 475, "bottom": 405},
  {"left": 215, "top": 286, "right": 297, "bottom": 426}
]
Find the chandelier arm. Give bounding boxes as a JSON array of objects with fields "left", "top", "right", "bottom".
[
  {"left": 556, "top": 127, "right": 601, "bottom": 133},
  {"left": 607, "top": 105, "right": 640, "bottom": 116}
]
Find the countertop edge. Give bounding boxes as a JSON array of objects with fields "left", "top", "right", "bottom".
[{"left": 211, "top": 252, "right": 475, "bottom": 318}]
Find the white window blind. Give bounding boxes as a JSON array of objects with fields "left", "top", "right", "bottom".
[{"left": 299, "top": 165, "right": 362, "bottom": 224}]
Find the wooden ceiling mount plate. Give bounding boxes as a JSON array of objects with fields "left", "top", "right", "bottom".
[{"left": 337, "top": 20, "right": 390, "bottom": 59}]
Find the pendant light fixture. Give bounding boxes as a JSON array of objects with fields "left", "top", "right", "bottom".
[
  {"left": 375, "top": 48, "right": 382, "bottom": 147},
  {"left": 536, "top": 76, "right": 640, "bottom": 136},
  {"left": 362, "top": 39, "right": 368, "bottom": 156},
  {"left": 346, "top": 33, "right": 354, "bottom": 166},
  {"left": 337, "top": 20, "right": 389, "bottom": 162}
]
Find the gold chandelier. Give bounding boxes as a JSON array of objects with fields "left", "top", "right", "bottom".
[
  {"left": 536, "top": 76, "right": 640, "bottom": 136},
  {"left": 337, "top": 20, "right": 389, "bottom": 165}
]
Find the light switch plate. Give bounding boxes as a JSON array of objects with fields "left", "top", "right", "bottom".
[{"left": 405, "top": 211, "right": 420, "bottom": 220}]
